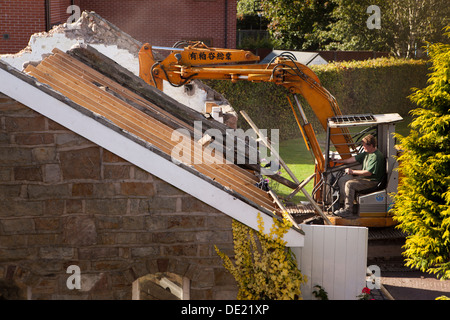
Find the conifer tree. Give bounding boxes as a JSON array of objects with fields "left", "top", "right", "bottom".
[{"left": 392, "top": 27, "right": 450, "bottom": 280}]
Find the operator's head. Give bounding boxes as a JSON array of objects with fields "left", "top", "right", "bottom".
[{"left": 362, "top": 134, "right": 377, "bottom": 152}]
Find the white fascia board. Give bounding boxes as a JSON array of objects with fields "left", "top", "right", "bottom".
[{"left": 0, "top": 66, "right": 304, "bottom": 247}]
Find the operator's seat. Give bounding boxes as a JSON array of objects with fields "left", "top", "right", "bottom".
[
  {"left": 359, "top": 175, "right": 387, "bottom": 196},
  {"left": 356, "top": 161, "right": 388, "bottom": 196}
]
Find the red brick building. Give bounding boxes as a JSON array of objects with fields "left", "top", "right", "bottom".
[
  {"left": 0, "top": 0, "right": 237, "bottom": 54},
  {"left": 0, "top": 0, "right": 71, "bottom": 54}
]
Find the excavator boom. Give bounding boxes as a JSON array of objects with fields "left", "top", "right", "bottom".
[{"left": 139, "top": 41, "right": 354, "bottom": 171}]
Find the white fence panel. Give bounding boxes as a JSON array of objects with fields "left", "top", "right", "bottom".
[{"left": 291, "top": 224, "right": 368, "bottom": 300}]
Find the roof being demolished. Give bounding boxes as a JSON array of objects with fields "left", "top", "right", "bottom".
[
  {"left": 31, "top": 44, "right": 278, "bottom": 210},
  {"left": 1, "top": 11, "right": 142, "bottom": 72},
  {"left": 0, "top": 44, "right": 304, "bottom": 245}
]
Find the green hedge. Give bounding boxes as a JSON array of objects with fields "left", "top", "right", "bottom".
[{"left": 204, "top": 57, "right": 430, "bottom": 140}]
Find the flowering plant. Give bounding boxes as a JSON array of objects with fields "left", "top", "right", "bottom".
[
  {"left": 357, "top": 287, "right": 372, "bottom": 300},
  {"left": 215, "top": 213, "right": 307, "bottom": 300}
]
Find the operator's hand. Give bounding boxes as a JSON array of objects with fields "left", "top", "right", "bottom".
[{"left": 345, "top": 168, "right": 353, "bottom": 175}]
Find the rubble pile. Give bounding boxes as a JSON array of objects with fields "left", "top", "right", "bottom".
[{"left": 62, "top": 11, "right": 143, "bottom": 57}]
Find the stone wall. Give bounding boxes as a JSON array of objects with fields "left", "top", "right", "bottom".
[{"left": 0, "top": 93, "right": 237, "bottom": 300}]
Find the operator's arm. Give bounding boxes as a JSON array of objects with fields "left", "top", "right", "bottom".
[
  {"left": 339, "top": 156, "right": 373, "bottom": 177},
  {"left": 339, "top": 156, "right": 356, "bottom": 164},
  {"left": 345, "top": 168, "right": 372, "bottom": 177}
]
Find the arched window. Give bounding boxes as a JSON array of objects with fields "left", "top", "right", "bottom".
[{"left": 132, "top": 272, "right": 190, "bottom": 300}]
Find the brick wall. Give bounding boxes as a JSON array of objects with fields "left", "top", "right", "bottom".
[
  {"left": 1, "top": 0, "right": 236, "bottom": 54},
  {"left": 0, "top": 93, "right": 237, "bottom": 300},
  {"left": 0, "top": 0, "right": 46, "bottom": 54},
  {"left": 75, "top": 0, "right": 237, "bottom": 48},
  {"left": 50, "top": 0, "right": 72, "bottom": 26},
  {"left": 0, "top": 0, "right": 73, "bottom": 54}
]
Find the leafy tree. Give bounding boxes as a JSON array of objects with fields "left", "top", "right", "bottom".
[
  {"left": 392, "top": 27, "right": 450, "bottom": 280},
  {"left": 237, "top": 0, "right": 258, "bottom": 16},
  {"left": 237, "top": 0, "right": 270, "bottom": 30},
  {"left": 384, "top": 0, "right": 450, "bottom": 58},
  {"left": 215, "top": 213, "right": 307, "bottom": 299},
  {"left": 326, "top": 0, "right": 450, "bottom": 57},
  {"left": 261, "top": 0, "right": 336, "bottom": 50},
  {"left": 324, "top": 0, "right": 391, "bottom": 52},
  {"left": 255, "top": 0, "right": 449, "bottom": 57}
]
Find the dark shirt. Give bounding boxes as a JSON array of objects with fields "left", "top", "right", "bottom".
[{"left": 355, "top": 149, "right": 385, "bottom": 182}]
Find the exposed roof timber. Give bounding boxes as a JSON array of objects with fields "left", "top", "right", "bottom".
[
  {"left": 67, "top": 44, "right": 261, "bottom": 172},
  {"left": 66, "top": 44, "right": 301, "bottom": 191},
  {"left": 0, "top": 59, "right": 305, "bottom": 246}
]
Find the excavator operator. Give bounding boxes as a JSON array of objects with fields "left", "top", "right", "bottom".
[{"left": 335, "top": 134, "right": 386, "bottom": 217}]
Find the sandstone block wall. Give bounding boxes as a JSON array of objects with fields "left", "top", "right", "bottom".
[{"left": 0, "top": 93, "right": 237, "bottom": 299}]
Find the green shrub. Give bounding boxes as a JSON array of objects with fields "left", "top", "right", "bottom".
[{"left": 312, "top": 58, "right": 430, "bottom": 116}]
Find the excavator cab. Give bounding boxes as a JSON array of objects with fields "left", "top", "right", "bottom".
[{"left": 320, "top": 113, "right": 403, "bottom": 227}]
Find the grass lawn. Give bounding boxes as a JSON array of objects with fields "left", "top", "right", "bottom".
[
  {"left": 270, "top": 136, "right": 318, "bottom": 203},
  {"left": 270, "top": 115, "right": 413, "bottom": 203}
]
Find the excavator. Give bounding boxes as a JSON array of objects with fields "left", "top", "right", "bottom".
[{"left": 138, "top": 41, "right": 403, "bottom": 228}]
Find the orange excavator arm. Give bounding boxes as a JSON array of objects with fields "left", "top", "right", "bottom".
[{"left": 138, "top": 41, "right": 354, "bottom": 172}]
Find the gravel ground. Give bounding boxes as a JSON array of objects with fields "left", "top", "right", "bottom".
[{"left": 380, "top": 270, "right": 450, "bottom": 300}]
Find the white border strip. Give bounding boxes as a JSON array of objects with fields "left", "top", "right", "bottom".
[{"left": 0, "top": 67, "right": 304, "bottom": 247}]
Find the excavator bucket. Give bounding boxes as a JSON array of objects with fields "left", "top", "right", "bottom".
[{"left": 139, "top": 43, "right": 163, "bottom": 90}]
